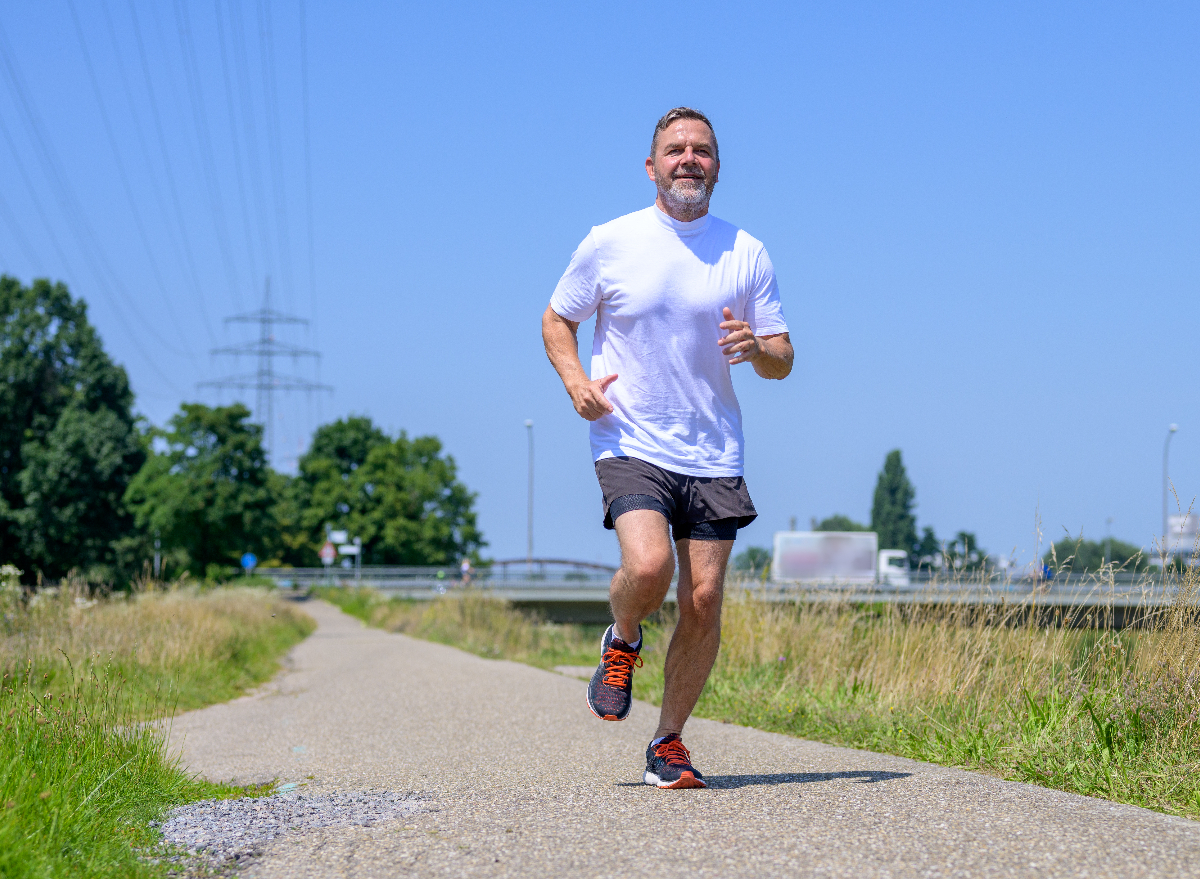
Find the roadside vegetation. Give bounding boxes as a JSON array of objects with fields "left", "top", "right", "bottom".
[
  {"left": 0, "top": 571, "right": 314, "bottom": 878},
  {"left": 321, "top": 568, "right": 1200, "bottom": 819}
]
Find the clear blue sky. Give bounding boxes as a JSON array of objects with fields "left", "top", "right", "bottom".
[{"left": 1, "top": 1, "right": 1197, "bottom": 566}]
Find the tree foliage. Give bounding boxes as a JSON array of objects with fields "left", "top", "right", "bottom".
[
  {"left": 1043, "top": 537, "right": 1147, "bottom": 573},
  {"left": 732, "top": 545, "right": 771, "bottom": 576},
  {"left": 287, "top": 416, "right": 484, "bottom": 566},
  {"left": 944, "top": 531, "right": 989, "bottom": 571},
  {"left": 124, "top": 403, "right": 276, "bottom": 577},
  {"left": 0, "top": 277, "right": 143, "bottom": 580},
  {"left": 915, "top": 526, "right": 941, "bottom": 568},
  {"left": 812, "top": 514, "right": 868, "bottom": 532},
  {"left": 871, "top": 449, "right": 918, "bottom": 558}
]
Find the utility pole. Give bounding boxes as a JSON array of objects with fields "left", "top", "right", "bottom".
[
  {"left": 1163, "top": 424, "right": 1179, "bottom": 570},
  {"left": 525, "top": 420, "right": 534, "bottom": 573},
  {"left": 198, "top": 279, "right": 332, "bottom": 461}
]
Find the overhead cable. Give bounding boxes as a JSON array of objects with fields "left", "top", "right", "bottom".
[
  {"left": 299, "top": 0, "right": 319, "bottom": 345},
  {"left": 172, "top": 0, "right": 247, "bottom": 313},
  {"left": 256, "top": 0, "right": 296, "bottom": 311},
  {"left": 127, "top": 0, "right": 219, "bottom": 345},
  {"left": 0, "top": 19, "right": 188, "bottom": 385},
  {"left": 212, "top": 0, "right": 262, "bottom": 297},
  {"left": 66, "top": 0, "right": 197, "bottom": 358}
]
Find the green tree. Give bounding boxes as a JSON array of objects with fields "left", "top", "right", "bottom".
[
  {"left": 915, "top": 526, "right": 941, "bottom": 568},
  {"left": 124, "top": 403, "right": 278, "bottom": 577},
  {"left": 1043, "top": 537, "right": 1147, "bottom": 572},
  {"left": 732, "top": 545, "right": 771, "bottom": 576},
  {"left": 945, "top": 531, "right": 989, "bottom": 571},
  {"left": 292, "top": 417, "right": 484, "bottom": 565},
  {"left": 812, "top": 514, "right": 868, "bottom": 532},
  {"left": 283, "top": 417, "right": 390, "bottom": 565},
  {"left": 871, "top": 449, "right": 918, "bottom": 561},
  {"left": 0, "top": 276, "right": 144, "bottom": 580}
]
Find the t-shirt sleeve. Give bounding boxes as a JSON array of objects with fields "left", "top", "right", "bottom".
[
  {"left": 549, "top": 230, "right": 603, "bottom": 322},
  {"left": 745, "top": 245, "right": 788, "bottom": 336}
]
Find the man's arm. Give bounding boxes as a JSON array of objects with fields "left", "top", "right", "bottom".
[
  {"left": 541, "top": 304, "right": 619, "bottom": 421},
  {"left": 718, "top": 307, "right": 794, "bottom": 379}
]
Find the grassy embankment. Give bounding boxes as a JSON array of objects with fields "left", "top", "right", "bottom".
[
  {"left": 320, "top": 570, "right": 1200, "bottom": 819},
  {"left": 1, "top": 570, "right": 314, "bottom": 879}
]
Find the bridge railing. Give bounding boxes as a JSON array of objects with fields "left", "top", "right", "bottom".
[{"left": 259, "top": 564, "right": 1189, "bottom": 610}]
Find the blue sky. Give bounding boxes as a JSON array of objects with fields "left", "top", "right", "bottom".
[{"left": 1, "top": 1, "right": 1197, "bottom": 566}]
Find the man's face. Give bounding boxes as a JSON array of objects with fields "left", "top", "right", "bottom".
[{"left": 646, "top": 118, "right": 719, "bottom": 210}]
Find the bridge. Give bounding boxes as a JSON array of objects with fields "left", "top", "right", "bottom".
[{"left": 257, "top": 560, "right": 1191, "bottom": 626}]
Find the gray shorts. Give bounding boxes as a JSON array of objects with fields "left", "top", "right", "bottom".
[{"left": 595, "top": 456, "right": 757, "bottom": 542}]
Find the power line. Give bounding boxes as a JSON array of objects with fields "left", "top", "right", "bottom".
[
  {"left": 66, "top": 0, "right": 197, "bottom": 357},
  {"left": 127, "top": 0, "right": 219, "bottom": 346},
  {"left": 212, "top": 0, "right": 261, "bottom": 297},
  {"left": 256, "top": 0, "right": 296, "bottom": 312},
  {"left": 198, "top": 278, "right": 332, "bottom": 461},
  {"left": 298, "top": 0, "right": 318, "bottom": 334},
  {"left": 0, "top": 107, "right": 80, "bottom": 280},
  {"left": 0, "top": 186, "right": 43, "bottom": 267},
  {"left": 100, "top": 0, "right": 205, "bottom": 331},
  {"left": 0, "top": 19, "right": 187, "bottom": 384},
  {"left": 227, "top": 0, "right": 277, "bottom": 297},
  {"left": 172, "top": 0, "right": 247, "bottom": 313}
]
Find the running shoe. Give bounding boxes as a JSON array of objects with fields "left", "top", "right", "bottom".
[
  {"left": 586, "top": 623, "right": 642, "bottom": 721},
  {"left": 644, "top": 734, "right": 706, "bottom": 789}
]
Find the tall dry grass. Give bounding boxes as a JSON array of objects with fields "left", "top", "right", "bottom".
[
  {"left": 2, "top": 577, "right": 315, "bottom": 712},
  {"left": 1, "top": 574, "right": 314, "bottom": 877},
  {"left": 322, "top": 565, "right": 1200, "bottom": 817}
]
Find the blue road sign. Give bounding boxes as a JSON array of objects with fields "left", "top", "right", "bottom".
[{"left": 241, "top": 552, "right": 258, "bottom": 572}]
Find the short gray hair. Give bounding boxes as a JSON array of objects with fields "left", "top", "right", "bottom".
[{"left": 650, "top": 107, "right": 719, "bottom": 161}]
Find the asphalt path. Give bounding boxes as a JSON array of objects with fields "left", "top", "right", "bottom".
[{"left": 169, "top": 600, "right": 1200, "bottom": 878}]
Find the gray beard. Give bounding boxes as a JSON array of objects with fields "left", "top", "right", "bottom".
[{"left": 655, "top": 175, "right": 712, "bottom": 216}]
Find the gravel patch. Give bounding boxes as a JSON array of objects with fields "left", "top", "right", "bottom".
[{"left": 153, "top": 789, "right": 422, "bottom": 871}]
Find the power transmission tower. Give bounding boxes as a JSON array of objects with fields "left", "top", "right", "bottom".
[{"left": 198, "top": 279, "right": 332, "bottom": 460}]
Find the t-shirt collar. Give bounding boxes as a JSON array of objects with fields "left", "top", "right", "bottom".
[{"left": 652, "top": 204, "right": 711, "bottom": 236}]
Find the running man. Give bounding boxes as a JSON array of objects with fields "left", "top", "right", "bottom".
[{"left": 542, "top": 107, "right": 793, "bottom": 789}]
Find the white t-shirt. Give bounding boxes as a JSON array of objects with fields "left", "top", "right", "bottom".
[{"left": 550, "top": 206, "right": 788, "bottom": 477}]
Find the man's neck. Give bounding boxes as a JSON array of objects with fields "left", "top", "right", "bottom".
[{"left": 654, "top": 196, "right": 709, "bottom": 224}]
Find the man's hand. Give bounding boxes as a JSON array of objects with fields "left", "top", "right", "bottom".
[
  {"left": 718, "top": 307, "right": 759, "bottom": 364},
  {"left": 568, "top": 374, "right": 618, "bottom": 421},
  {"left": 717, "top": 306, "right": 794, "bottom": 380},
  {"left": 543, "top": 304, "right": 624, "bottom": 420}
]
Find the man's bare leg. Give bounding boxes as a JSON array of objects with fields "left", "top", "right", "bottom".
[
  {"left": 654, "top": 538, "right": 733, "bottom": 739},
  {"left": 609, "top": 510, "right": 675, "bottom": 643}
]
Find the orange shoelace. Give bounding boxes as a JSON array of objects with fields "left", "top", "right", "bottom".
[
  {"left": 601, "top": 648, "right": 643, "bottom": 688},
  {"left": 654, "top": 738, "right": 693, "bottom": 767}
]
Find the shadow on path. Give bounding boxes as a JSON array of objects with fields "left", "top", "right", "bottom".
[
  {"left": 617, "top": 770, "right": 912, "bottom": 789},
  {"left": 706, "top": 770, "right": 913, "bottom": 789}
]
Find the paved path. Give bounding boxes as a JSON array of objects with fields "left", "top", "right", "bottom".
[{"left": 169, "top": 600, "right": 1200, "bottom": 878}]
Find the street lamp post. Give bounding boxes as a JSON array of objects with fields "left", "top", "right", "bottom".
[
  {"left": 1163, "top": 424, "right": 1179, "bottom": 568},
  {"left": 1105, "top": 516, "right": 1113, "bottom": 567},
  {"left": 525, "top": 420, "right": 534, "bottom": 574}
]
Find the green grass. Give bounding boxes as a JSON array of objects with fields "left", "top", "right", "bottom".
[
  {"left": 319, "top": 583, "right": 1200, "bottom": 819},
  {"left": 0, "top": 579, "right": 314, "bottom": 878}
]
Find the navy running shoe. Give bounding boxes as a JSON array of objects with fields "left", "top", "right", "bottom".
[
  {"left": 585, "top": 623, "right": 642, "bottom": 721},
  {"left": 644, "top": 734, "right": 706, "bottom": 789}
]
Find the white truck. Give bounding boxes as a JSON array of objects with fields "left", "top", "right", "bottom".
[{"left": 771, "top": 531, "right": 911, "bottom": 586}]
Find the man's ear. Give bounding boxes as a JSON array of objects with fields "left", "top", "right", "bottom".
[{"left": 645, "top": 156, "right": 656, "bottom": 182}]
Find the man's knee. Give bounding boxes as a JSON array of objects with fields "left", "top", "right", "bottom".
[
  {"left": 623, "top": 551, "right": 675, "bottom": 591},
  {"left": 679, "top": 583, "right": 723, "bottom": 630}
]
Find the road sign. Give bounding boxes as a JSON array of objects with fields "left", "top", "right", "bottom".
[
  {"left": 338, "top": 544, "right": 360, "bottom": 556},
  {"left": 329, "top": 530, "right": 349, "bottom": 544},
  {"left": 319, "top": 541, "right": 336, "bottom": 565},
  {"left": 241, "top": 552, "right": 257, "bottom": 572}
]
